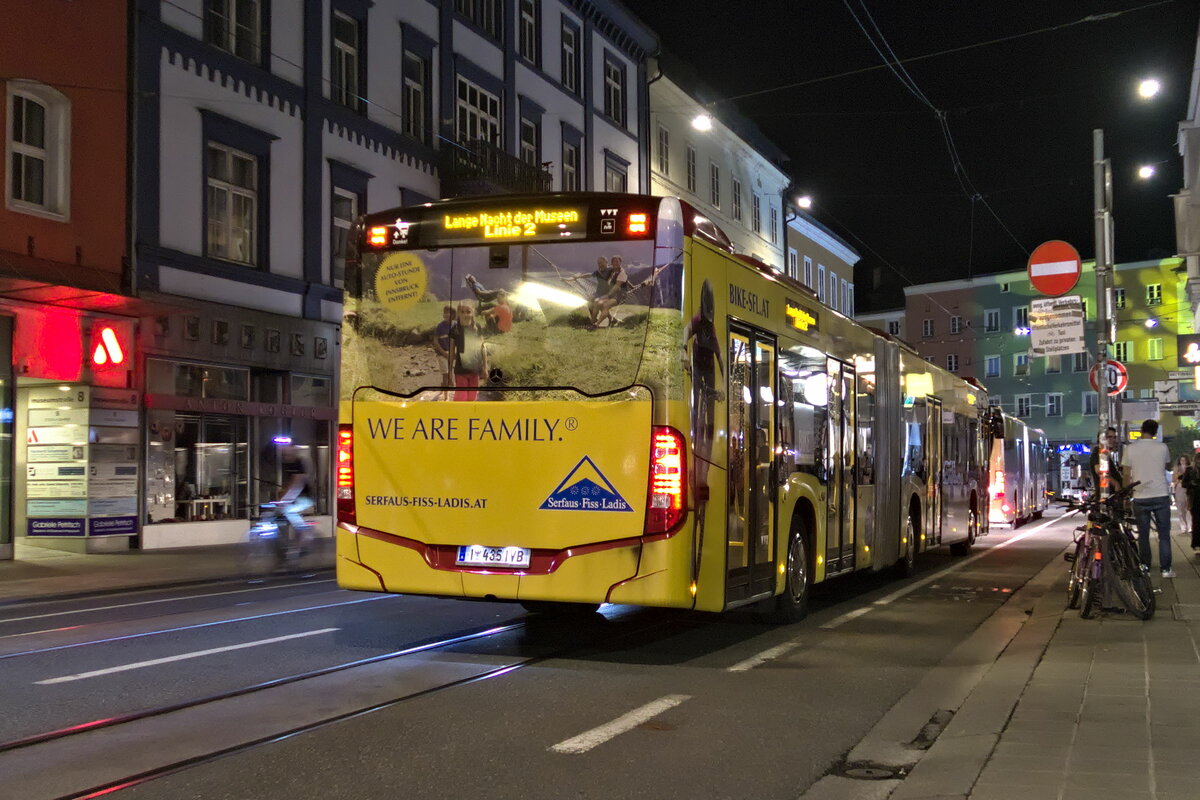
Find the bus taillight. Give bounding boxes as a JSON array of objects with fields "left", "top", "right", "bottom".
[
  {"left": 337, "top": 424, "right": 355, "bottom": 523},
  {"left": 991, "top": 470, "right": 1005, "bottom": 498},
  {"left": 367, "top": 226, "right": 389, "bottom": 247},
  {"left": 646, "top": 426, "right": 686, "bottom": 534}
]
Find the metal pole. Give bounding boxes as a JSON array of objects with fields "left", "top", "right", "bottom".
[{"left": 1094, "top": 129, "right": 1114, "bottom": 436}]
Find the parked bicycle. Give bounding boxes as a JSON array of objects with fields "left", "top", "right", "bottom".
[
  {"left": 242, "top": 502, "right": 318, "bottom": 577},
  {"left": 1064, "top": 481, "right": 1156, "bottom": 620}
]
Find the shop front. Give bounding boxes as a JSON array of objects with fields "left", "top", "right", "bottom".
[{"left": 138, "top": 306, "right": 338, "bottom": 548}]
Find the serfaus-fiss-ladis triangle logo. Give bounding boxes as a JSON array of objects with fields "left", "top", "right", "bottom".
[{"left": 539, "top": 456, "right": 633, "bottom": 512}]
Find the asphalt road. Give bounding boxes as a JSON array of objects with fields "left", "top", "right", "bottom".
[{"left": 0, "top": 511, "right": 1079, "bottom": 800}]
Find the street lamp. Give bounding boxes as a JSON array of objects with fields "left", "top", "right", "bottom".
[
  {"left": 796, "top": 194, "right": 813, "bottom": 210},
  {"left": 1138, "top": 78, "right": 1161, "bottom": 99},
  {"left": 1138, "top": 164, "right": 1156, "bottom": 180},
  {"left": 691, "top": 112, "right": 713, "bottom": 132}
]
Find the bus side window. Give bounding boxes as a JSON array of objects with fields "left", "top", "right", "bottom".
[{"left": 782, "top": 347, "right": 828, "bottom": 482}]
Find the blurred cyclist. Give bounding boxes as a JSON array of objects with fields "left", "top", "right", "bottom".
[{"left": 276, "top": 443, "right": 314, "bottom": 552}]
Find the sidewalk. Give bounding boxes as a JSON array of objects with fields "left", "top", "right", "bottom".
[
  {"left": 962, "top": 529, "right": 1200, "bottom": 800},
  {"left": 0, "top": 538, "right": 334, "bottom": 605}
]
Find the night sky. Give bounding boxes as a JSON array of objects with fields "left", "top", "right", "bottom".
[{"left": 631, "top": 0, "right": 1199, "bottom": 311}]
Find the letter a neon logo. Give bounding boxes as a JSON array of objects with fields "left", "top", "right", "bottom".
[{"left": 92, "top": 327, "right": 125, "bottom": 366}]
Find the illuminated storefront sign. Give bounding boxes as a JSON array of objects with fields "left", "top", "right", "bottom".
[
  {"left": 438, "top": 207, "right": 588, "bottom": 244},
  {"left": 785, "top": 301, "right": 819, "bottom": 332}
]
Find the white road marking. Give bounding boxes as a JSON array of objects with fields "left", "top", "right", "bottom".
[
  {"left": 727, "top": 641, "right": 802, "bottom": 672},
  {"left": 819, "top": 515, "right": 1065, "bottom": 630},
  {"left": 35, "top": 628, "right": 338, "bottom": 685},
  {"left": 1, "top": 596, "right": 390, "bottom": 658},
  {"left": 550, "top": 694, "right": 691, "bottom": 754},
  {"left": 0, "top": 580, "right": 336, "bottom": 624}
]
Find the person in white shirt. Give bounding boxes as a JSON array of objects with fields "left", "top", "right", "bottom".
[{"left": 1122, "top": 419, "right": 1175, "bottom": 578}]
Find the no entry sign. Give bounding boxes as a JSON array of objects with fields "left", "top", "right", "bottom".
[
  {"left": 1089, "top": 359, "right": 1128, "bottom": 396},
  {"left": 1028, "top": 240, "right": 1082, "bottom": 297}
]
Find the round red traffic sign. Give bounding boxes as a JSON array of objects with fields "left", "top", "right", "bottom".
[
  {"left": 1027, "top": 240, "right": 1082, "bottom": 297},
  {"left": 1089, "top": 359, "right": 1128, "bottom": 396}
]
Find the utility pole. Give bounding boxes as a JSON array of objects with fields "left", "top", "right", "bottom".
[{"left": 1094, "top": 129, "right": 1115, "bottom": 436}]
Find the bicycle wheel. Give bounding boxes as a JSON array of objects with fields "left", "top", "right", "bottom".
[
  {"left": 242, "top": 522, "right": 283, "bottom": 578},
  {"left": 1108, "top": 532, "right": 1156, "bottom": 620},
  {"left": 1079, "top": 539, "right": 1103, "bottom": 619},
  {"left": 1066, "top": 539, "right": 1087, "bottom": 609}
]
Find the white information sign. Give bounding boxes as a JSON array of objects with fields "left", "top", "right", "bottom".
[
  {"left": 28, "top": 408, "right": 89, "bottom": 427},
  {"left": 27, "top": 499, "right": 88, "bottom": 516},
  {"left": 27, "top": 479, "right": 87, "bottom": 498},
  {"left": 27, "top": 445, "right": 86, "bottom": 463},
  {"left": 1030, "top": 296, "right": 1086, "bottom": 357}
]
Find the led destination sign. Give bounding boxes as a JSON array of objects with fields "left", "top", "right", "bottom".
[{"left": 437, "top": 207, "right": 588, "bottom": 244}]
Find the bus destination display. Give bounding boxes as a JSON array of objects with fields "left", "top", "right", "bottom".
[{"left": 436, "top": 207, "right": 588, "bottom": 244}]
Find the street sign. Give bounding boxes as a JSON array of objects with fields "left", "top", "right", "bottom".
[
  {"left": 1027, "top": 240, "right": 1082, "bottom": 297},
  {"left": 1089, "top": 359, "right": 1128, "bottom": 396},
  {"left": 1029, "top": 295, "right": 1085, "bottom": 356}
]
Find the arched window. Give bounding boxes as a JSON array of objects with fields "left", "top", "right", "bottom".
[{"left": 5, "top": 80, "right": 70, "bottom": 219}]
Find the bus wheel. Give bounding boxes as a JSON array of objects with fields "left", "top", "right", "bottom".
[
  {"left": 769, "top": 523, "right": 811, "bottom": 623},
  {"left": 896, "top": 512, "right": 918, "bottom": 577},
  {"left": 950, "top": 509, "right": 977, "bottom": 556},
  {"left": 520, "top": 601, "right": 601, "bottom": 616}
]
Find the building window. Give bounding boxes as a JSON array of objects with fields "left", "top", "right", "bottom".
[
  {"left": 770, "top": 207, "right": 778, "bottom": 244},
  {"left": 331, "top": 11, "right": 363, "bottom": 112},
  {"left": 456, "top": 0, "right": 500, "bottom": 39},
  {"left": 817, "top": 264, "right": 826, "bottom": 301},
  {"left": 603, "top": 53, "right": 626, "bottom": 127},
  {"left": 520, "top": 115, "right": 539, "bottom": 166},
  {"left": 1001, "top": 282, "right": 1011, "bottom": 292},
  {"left": 6, "top": 81, "right": 69, "bottom": 218},
  {"left": 685, "top": 145, "right": 696, "bottom": 192},
  {"left": 950, "top": 315, "right": 962, "bottom": 334},
  {"left": 709, "top": 162, "right": 720, "bottom": 208},
  {"left": 983, "top": 309, "right": 1000, "bottom": 332},
  {"left": 1045, "top": 355, "right": 1061, "bottom": 374},
  {"left": 1148, "top": 338, "right": 1163, "bottom": 361},
  {"left": 829, "top": 274, "right": 839, "bottom": 311},
  {"left": 604, "top": 151, "right": 628, "bottom": 193},
  {"left": 1014, "top": 353, "right": 1029, "bottom": 376},
  {"left": 803, "top": 257, "right": 812, "bottom": 287},
  {"left": 456, "top": 76, "right": 501, "bottom": 144},
  {"left": 787, "top": 249, "right": 798, "bottom": 280},
  {"left": 988, "top": 395, "right": 1002, "bottom": 409},
  {"left": 1114, "top": 287, "right": 1126, "bottom": 309},
  {"left": 1047, "top": 394, "right": 1062, "bottom": 417},
  {"left": 560, "top": 18, "right": 580, "bottom": 95},
  {"left": 561, "top": 139, "right": 579, "bottom": 191},
  {"left": 848, "top": 286, "right": 855, "bottom": 316},
  {"left": 1113, "top": 341, "right": 1130, "bottom": 362},
  {"left": 922, "top": 319, "right": 933, "bottom": 337},
  {"left": 1073, "top": 352, "right": 1090, "bottom": 372},
  {"left": 518, "top": 0, "right": 539, "bottom": 64},
  {"left": 731, "top": 177, "right": 742, "bottom": 221},
  {"left": 402, "top": 51, "right": 429, "bottom": 143},
  {"left": 656, "top": 125, "right": 669, "bottom": 176},
  {"left": 926, "top": 356, "right": 935, "bottom": 364},
  {"left": 1144, "top": 283, "right": 1163, "bottom": 306},
  {"left": 1083, "top": 392, "right": 1098, "bottom": 415},
  {"left": 206, "top": 142, "right": 259, "bottom": 266},
  {"left": 752, "top": 195, "right": 761, "bottom": 233},
  {"left": 887, "top": 320, "right": 900, "bottom": 336},
  {"left": 985, "top": 355, "right": 1001, "bottom": 378},
  {"left": 1014, "top": 306, "right": 1029, "bottom": 328},
  {"left": 841, "top": 279, "right": 849, "bottom": 313},
  {"left": 204, "top": 0, "right": 262, "bottom": 63},
  {"left": 1016, "top": 395, "right": 1031, "bottom": 417},
  {"left": 947, "top": 354, "right": 959, "bottom": 372},
  {"left": 330, "top": 188, "right": 357, "bottom": 288}
]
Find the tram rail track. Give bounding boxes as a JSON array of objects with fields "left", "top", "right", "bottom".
[{"left": 6, "top": 610, "right": 683, "bottom": 800}]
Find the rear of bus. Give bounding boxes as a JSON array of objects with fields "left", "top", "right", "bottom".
[
  {"left": 987, "top": 408, "right": 1019, "bottom": 525},
  {"left": 335, "top": 194, "right": 692, "bottom": 607}
]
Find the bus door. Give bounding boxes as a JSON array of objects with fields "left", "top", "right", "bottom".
[
  {"left": 725, "top": 325, "right": 778, "bottom": 604},
  {"left": 824, "top": 358, "right": 856, "bottom": 574},
  {"left": 925, "top": 398, "right": 944, "bottom": 545}
]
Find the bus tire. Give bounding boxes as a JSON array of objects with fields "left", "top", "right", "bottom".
[
  {"left": 520, "top": 601, "right": 601, "bottom": 616},
  {"left": 950, "top": 508, "right": 978, "bottom": 557},
  {"left": 769, "top": 522, "right": 811, "bottom": 623},
  {"left": 896, "top": 508, "right": 919, "bottom": 578}
]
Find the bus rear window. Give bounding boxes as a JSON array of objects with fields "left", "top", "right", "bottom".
[{"left": 343, "top": 240, "right": 683, "bottom": 399}]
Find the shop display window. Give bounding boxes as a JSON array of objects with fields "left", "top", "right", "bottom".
[
  {"left": 146, "top": 410, "right": 248, "bottom": 522},
  {"left": 147, "top": 358, "right": 249, "bottom": 400}
]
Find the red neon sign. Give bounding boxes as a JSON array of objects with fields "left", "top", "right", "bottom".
[{"left": 92, "top": 326, "right": 125, "bottom": 366}]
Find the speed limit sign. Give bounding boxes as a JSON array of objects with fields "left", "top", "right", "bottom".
[{"left": 1089, "top": 359, "right": 1128, "bottom": 396}]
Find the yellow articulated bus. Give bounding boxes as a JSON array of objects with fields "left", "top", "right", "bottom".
[{"left": 336, "top": 192, "right": 990, "bottom": 620}]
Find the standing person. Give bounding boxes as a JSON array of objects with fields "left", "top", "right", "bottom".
[
  {"left": 1172, "top": 455, "right": 1192, "bottom": 535},
  {"left": 433, "top": 305, "right": 455, "bottom": 395},
  {"left": 449, "top": 303, "right": 488, "bottom": 401},
  {"left": 1122, "top": 419, "right": 1174, "bottom": 578},
  {"left": 1185, "top": 454, "right": 1200, "bottom": 551}
]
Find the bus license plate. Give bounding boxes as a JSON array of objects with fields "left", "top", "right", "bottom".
[{"left": 456, "top": 545, "right": 531, "bottom": 568}]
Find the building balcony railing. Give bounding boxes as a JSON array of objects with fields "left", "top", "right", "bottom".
[{"left": 439, "top": 138, "right": 552, "bottom": 197}]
